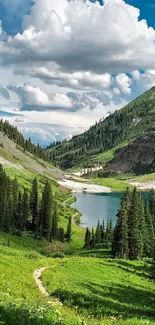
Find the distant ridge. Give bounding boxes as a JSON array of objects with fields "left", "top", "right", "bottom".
[{"left": 47, "top": 86, "right": 155, "bottom": 170}]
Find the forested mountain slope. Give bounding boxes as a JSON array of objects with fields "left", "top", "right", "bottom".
[
  {"left": 48, "top": 86, "right": 155, "bottom": 170},
  {"left": 0, "top": 119, "right": 48, "bottom": 161}
]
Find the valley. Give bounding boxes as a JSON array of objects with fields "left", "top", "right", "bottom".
[{"left": 0, "top": 111, "right": 155, "bottom": 325}]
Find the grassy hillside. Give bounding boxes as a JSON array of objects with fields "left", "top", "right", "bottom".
[
  {"left": 0, "top": 130, "right": 85, "bottom": 250},
  {"left": 1, "top": 232, "right": 155, "bottom": 325},
  {"left": 48, "top": 86, "right": 155, "bottom": 170},
  {"left": 0, "top": 131, "right": 63, "bottom": 180}
]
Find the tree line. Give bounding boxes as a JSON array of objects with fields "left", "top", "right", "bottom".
[
  {"left": 84, "top": 219, "right": 113, "bottom": 249},
  {"left": 84, "top": 187, "right": 155, "bottom": 261},
  {"left": 112, "top": 187, "right": 155, "bottom": 260},
  {"left": 0, "top": 119, "right": 49, "bottom": 162},
  {"left": 0, "top": 165, "right": 71, "bottom": 243}
]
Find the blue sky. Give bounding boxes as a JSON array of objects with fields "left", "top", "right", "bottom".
[
  {"left": 0, "top": 0, "right": 33, "bottom": 35},
  {"left": 0, "top": 0, "right": 155, "bottom": 145}
]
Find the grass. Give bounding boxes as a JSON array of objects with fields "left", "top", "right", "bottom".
[
  {"left": 0, "top": 232, "right": 87, "bottom": 325},
  {"left": 43, "top": 257, "right": 155, "bottom": 324},
  {"left": 1, "top": 232, "right": 155, "bottom": 325},
  {"left": 92, "top": 177, "right": 133, "bottom": 192},
  {"left": 90, "top": 142, "right": 129, "bottom": 165},
  {"left": 130, "top": 172, "right": 155, "bottom": 183}
]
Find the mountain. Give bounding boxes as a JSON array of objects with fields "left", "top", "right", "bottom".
[
  {"left": 48, "top": 86, "right": 155, "bottom": 170},
  {"left": 99, "top": 133, "right": 155, "bottom": 175},
  {"left": 0, "top": 130, "right": 63, "bottom": 180}
]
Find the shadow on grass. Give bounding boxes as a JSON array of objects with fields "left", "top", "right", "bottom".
[
  {"left": 0, "top": 305, "right": 55, "bottom": 325},
  {"left": 51, "top": 281, "right": 155, "bottom": 320},
  {"left": 69, "top": 248, "right": 112, "bottom": 258},
  {"left": 105, "top": 259, "right": 150, "bottom": 279}
]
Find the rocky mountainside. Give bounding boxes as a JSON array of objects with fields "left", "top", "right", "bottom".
[{"left": 104, "top": 133, "right": 155, "bottom": 175}]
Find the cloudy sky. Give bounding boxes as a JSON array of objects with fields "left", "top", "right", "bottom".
[{"left": 0, "top": 0, "right": 155, "bottom": 145}]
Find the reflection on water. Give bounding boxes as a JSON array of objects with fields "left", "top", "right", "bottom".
[
  {"left": 71, "top": 192, "right": 148, "bottom": 228},
  {"left": 71, "top": 192, "right": 123, "bottom": 228}
]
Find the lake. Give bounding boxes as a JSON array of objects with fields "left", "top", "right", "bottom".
[{"left": 71, "top": 192, "right": 148, "bottom": 228}]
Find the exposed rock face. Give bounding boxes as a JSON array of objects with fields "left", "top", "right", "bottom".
[{"left": 106, "top": 133, "right": 155, "bottom": 175}]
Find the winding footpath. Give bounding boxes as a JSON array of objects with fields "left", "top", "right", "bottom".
[
  {"left": 33, "top": 267, "right": 49, "bottom": 297},
  {"left": 33, "top": 267, "right": 63, "bottom": 307}
]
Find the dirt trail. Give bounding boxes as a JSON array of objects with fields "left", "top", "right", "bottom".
[
  {"left": 33, "top": 267, "right": 49, "bottom": 297},
  {"left": 33, "top": 267, "right": 63, "bottom": 306}
]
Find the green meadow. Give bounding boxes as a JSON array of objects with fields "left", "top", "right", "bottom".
[{"left": 1, "top": 232, "right": 155, "bottom": 325}]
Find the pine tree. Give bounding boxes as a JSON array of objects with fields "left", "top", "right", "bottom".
[
  {"left": 138, "top": 195, "right": 146, "bottom": 257},
  {"left": 16, "top": 191, "right": 23, "bottom": 235},
  {"left": 95, "top": 220, "right": 101, "bottom": 244},
  {"left": 101, "top": 220, "right": 105, "bottom": 243},
  {"left": 123, "top": 187, "right": 130, "bottom": 209},
  {"left": 105, "top": 219, "right": 113, "bottom": 246},
  {"left": 50, "top": 203, "right": 58, "bottom": 241},
  {"left": 30, "top": 178, "right": 38, "bottom": 232},
  {"left": 128, "top": 188, "right": 142, "bottom": 260},
  {"left": 0, "top": 165, "right": 7, "bottom": 230},
  {"left": 151, "top": 242, "right": 155, "bottom": 279},
  {"left": 58, "top": 228, "right": 65, "bottom": 243},
  {"left": 91, "top": 228, "right": 95, "bottom": 248},
  {"left": 65, "top": 216, "right": 72, "bottom": 242},
  {"left": 84, "top": 227, "right": 91, "bottom": 249},
  {"left": 4, "top": 178, "right": 13, "bottom": 233},
  {"left": 22, "top": 189, "right": 29, "bottom": 231},
  {"left": 112, "top": 198, "right": 128, "bottom": 258},
  {"left": 144, "top": 201, "right": 154, "bottom": 257},
  {"left": 41, "top": 181, "right": 53, "bottom": 240},
  {"left": 148, "top": 189, "right": 155, "bottom": 229},
  {"left": 12, "top": 177, "right": 19, "bottom": 233}
]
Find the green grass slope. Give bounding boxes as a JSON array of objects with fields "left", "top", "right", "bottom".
[
  {"left": 1, "top": 232, "right": 155, "bottom": 325},
  {"left": 43, "top": 257, "right": 155, "bottom": 324},
  {"left": 0, "top": 131, "right": 63, "bottom": 180},
  {"left": 0, "top": 131, "right": 85, "bottom": 250},
  {"left": 48, "top": 86, "right": 155, "bottom": 170}
]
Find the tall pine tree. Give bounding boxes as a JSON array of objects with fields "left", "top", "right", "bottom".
[
  {"left": 41, "top": 181, "right": 53, "bottom": 240},
  {"left": 30, "top": 178, "right": 38, "bottom": 232}
]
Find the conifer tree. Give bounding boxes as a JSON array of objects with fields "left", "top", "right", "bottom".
[
  {"left": 41, "top": 181, "right": 53, "bottom": 240},
  {"left": 151, "top": 242, "right": 155, "bottom": 279},
  {"left": 95, "top": 220, "right": 101, "bottom": 244},
  {"left": 12, "top": 177, "right": 19, "bottom": 233},
  {"left": 91, "top": 228, "right": 96, "bottom": 248},
  {"left": 84, "top": 227, "right": 91, "bottom": 248},
  {"left": 144, "top": 201, "right": 154, "bottom": 257},
  {"left": 128, "top": 187, "right": 142, "bottom": 260},
  {"left": 0, "top": 165, "right": 6, "bottom": 230},
  {"left": 30, "top": 178, "right": 38, "bottom": 232},
  {"left": 123, "top": 187, "right": 130, "bottom": 209},
  {"left": 101, "top": 219, "right": 105, "bottom": 243},
  {"left": 112, "top": 198, "right": 128, "bottom": 258},
  {"left": 4, "top": 178, "right": 13, "bottom": 233},
  {"left": 65, "top": 216, "right": 72, "bottom": 242},
  {"left": 58, "top": 227, "right": 65, "bottom": 242},
  {"left": 22, "top": 189, "right": 29, "bottom": 231},
  {"left": 16, "top": 191, "right": 23, "bottom": 234},
  {"left": 105, "top": 219, "right": 113, "bottom": 246},
  {"left": 137, "top": 195, "right": 146, "bottom": 257},
  {"left": 50, "top": 203, "right": 58, "bottom": 241},
  {"left": 148, "top": 189, "right": 155, "bottom": 229}
]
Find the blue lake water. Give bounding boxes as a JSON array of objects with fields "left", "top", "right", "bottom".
[{"left": 71, "top": 192, "right": 148, "bottom": 228}]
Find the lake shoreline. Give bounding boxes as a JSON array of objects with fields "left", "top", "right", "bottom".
[{"left": 58, "top": 177, "right": 111, "bottom": 194}]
